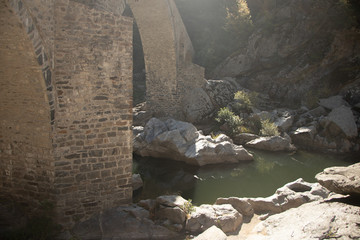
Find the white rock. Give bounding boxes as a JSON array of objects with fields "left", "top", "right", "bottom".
[
  {"left": 245, "top": 136, "right": 296, "bottom": 152},
  {"left": 193, "top": 226, "right": 227, "bottom": 240}
]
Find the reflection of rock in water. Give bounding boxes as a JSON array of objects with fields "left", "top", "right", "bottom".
[{"left": 133, "top": 156, "right": 198, "bottom": 202}]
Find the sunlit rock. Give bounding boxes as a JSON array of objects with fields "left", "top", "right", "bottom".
[
  {"left": 245, "top": 136, "right": 296, "bottom": 152},
  {"left": 185, "top": 204, "right": 243, "bottom": 234},
  {"left": 133, "top": 118, "right": 254, "bottom": 166},
  {"left": 316, "top": 163, "right": 360, "bottom": 197}
]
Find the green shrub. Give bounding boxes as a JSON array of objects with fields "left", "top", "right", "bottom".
[
  {"left": 260, "top": 119, "right": 280, "bottom": 136},
  {"left": 215, "top": 107, "right": 243, "bottom": 135},
  {"left": 215, "top": 107, "right": 234, "bottom": 124},
  {"left": 232, "top": 91, "right": 259, "bottom": 114}
]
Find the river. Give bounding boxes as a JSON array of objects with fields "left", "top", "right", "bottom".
[{"left": 133, "top": 150, "right": 357, "bottom": 205}]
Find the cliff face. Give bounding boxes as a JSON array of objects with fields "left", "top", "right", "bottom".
[{"left": 212, "top": 0, "right": 360, "bottom": 108}]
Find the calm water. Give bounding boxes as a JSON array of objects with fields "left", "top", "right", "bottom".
[{"left": 133, "top": 150, "right": 358, "bottom": 205}]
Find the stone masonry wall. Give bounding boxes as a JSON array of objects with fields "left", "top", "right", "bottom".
[
  {"left": 129, "top": 0, "right": 205, "bottom": 120},
  {"left": 52, "top": 0, "right": 133, "bottom": 225},
  {"left": 0, "top": 0, "right": 54, "bottom": 208},
  {"left": 128, "top": 0, "right": 180, "bottom": 118},
  {"left": 1, "top": 0, "right": 133, "bottom": 227}
]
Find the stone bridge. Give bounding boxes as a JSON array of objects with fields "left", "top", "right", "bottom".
[{"left": 0, "top": 0, "right": 204, "bottom": 227}]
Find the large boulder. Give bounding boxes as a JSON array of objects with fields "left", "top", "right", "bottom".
[
  {"left": 233, "top": 133, "right": 259, "bottom": 145},
  {"left": 185, "top": 204, "right": 243, "bottom": 234},
  {"left": 245, "top": 136, "right": 296, "bottom": 152},
  {"left": 246, "top": 198, "right": 360, "bottom": 240},
  {"left": 183, "top": 87, "right": 214, "bottom": 123},
  {"left": 72, "top": 205, "right": 179, "bottom": 240},
  {"left": 290, "top": 126, "right": 317, "bottom": 149},
  {"left": 315, "top": 163, "right": 360, "bottom": 198},
  {"left": 323, "top": 106, "right": 358, "bottom": 138},
  {"left": 318, "top": 95, "right": 349, "bottom": 110},
  {"left": 216, "top": 179, "right": 330, "bottom": 215},
  {"left": 134, "top": 118, "right": 254, "bottom": 166},
  {"left": 193, "top": 226, "right": 227, "bottom": 240}
]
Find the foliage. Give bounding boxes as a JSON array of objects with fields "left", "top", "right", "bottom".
[
  {"left": 215, "top": 107, "right": 243, "bottom": 135},
  {"left": 243, "top": 115, "right": 262, "bottom": 135},
  {"left": 182, "top": 199, "right": 196, "bottom": 219},
  {"left": 211, "top": 132, "right": 221, "bottom": 139},
  {"left": 260, "top": 119, "right": 280, "bottom": 136}
]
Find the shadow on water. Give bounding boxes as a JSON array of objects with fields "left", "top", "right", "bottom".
[{"left": 133, "top": 150, "right": 358, "bottom": 205}]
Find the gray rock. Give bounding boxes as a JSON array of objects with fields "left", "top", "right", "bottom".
[
  {"left": 72, "top": 205, "right": 179, "bottom": 240},
  {"left": 307, "top": 106, "right": 328, "bottom": 118},
  {"left": 132, "top": 174, "right": 143, "bottom": 191},
  {"left": 205, "top": 79, "right": 241, "bottom": 108},
  {"left": 183, "top": 87, "right": 214, "bottom": 123},
  {"left": 193, "top": 226, "right": 227, "bottom": 240},
  {"left": 324, "top": 106, "right": 358, "bottom": 138},
  {"left": 216, "top": 179, "right": 329, "bottom": 215},
  {"left": 315, "top": 163, "right": 360, "bottom": 197},
  {"left": 186, "top": 204, "right": 243, "bottom": 234},
  {"left": 319, "top": 95, "right": 348, "bottom": 110},
  {"left": 275, "top": 115, "right": 294, "bottom": 132},
  {"left": 134, "top": 118, "right": 254, "bottom": 166},
  {"left": 157, "top": 206, "right": 186, "bottom": 224},
  {"left": 245, "top": 136, "right": 296, "bottom": 152},
  {"left": 290, "top": 126, "right": 317, "bottom": 149},
  {"left": 156, "top": 195, "right": 188, "bottom": 208},
  {"left": 246, "top": 199, "right": 360, "bottom": 240},
  {"left": 215, "top": 197, "right": 254, "bottom": 217},
  {"left": 233, "top": 133, "right": 259, "bottom": 145}
]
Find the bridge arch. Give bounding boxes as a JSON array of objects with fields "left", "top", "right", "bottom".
[
  {"left": 0, "top": 0, "right": 205, "bottom": 227},
  {"left": 128, "top": 0, "right": 205, "bottom": 119}
]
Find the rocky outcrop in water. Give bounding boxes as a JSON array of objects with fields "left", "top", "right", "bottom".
[
  {"left": 245, "top": 196, "right": 360, "bottom": 240},
  {"left": 133, "top": 118, "right": 253, "bottom": 166},
  {"left": 316, "top": 162, "right": 360, "bottom": 198},
  {"left": 216, "top": 178, "right": 330, "bottom": 216},
  {"left": 64, "top": 163, "right": 360, "bottom": 240}
]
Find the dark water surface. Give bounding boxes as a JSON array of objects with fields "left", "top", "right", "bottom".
[{"left": 133, "top": 150, "right": 357, "bottom": 205}]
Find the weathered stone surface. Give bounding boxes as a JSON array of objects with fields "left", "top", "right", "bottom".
[
  {"left": 319, "top": 95, "right": 348, "bottom": 110},
  {"left": 186, "top": 204, "right": 243, "bottom": 234},
  {"left": 72, "top": 205, "right": 179, "bottom": 240},
  {"left": 216, "top": 179, "right": 330, "bottom": 215},
  {"left": 324, "top": 106, "right": 358, "bottom": 138},
  {"left": 275, "top": 115, "right": 293, "bottom": 132},
  {"left": 132, "top": 174, "right": 143, "bottom": 191},
  {"left": 156, "top": 195, "right": 188, "bottom": 208},
  {"left": 183, "top": 87, "right": 214, "bottom": 123},
  {"left": 290, "top": 126, "right": 317, "bottom": 148},
  {"left": 215, "top": 197, "right": 254, "bottom": 217},
  {"left": 205, "top": 78, "right": 240, "bottom": 108},
  {"left": 246, "top": 199, "right": 360, "bottom": 240},
  {"left": 193, "top": 226, "right": 227, "bottom": 240},
  {"left": 134, "top": 118, "right": 253, "bottom": 166},
  {"left": 233, "top": 133, "right": 259, "bottom": 145},
  {"left": 157, "top": 206, "right": 186, "bottom": 224},
  {"left": 245, "top": 136, "right": 296, "bottom": 152},
  {"left": 316, "top": 163, "right": 360, "bottom": 197},
  {"left": 1, "top": 0, "right": 134, "bottom": 227}
]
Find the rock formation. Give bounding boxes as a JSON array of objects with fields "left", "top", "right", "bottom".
[{"left": 133, "top": 118, "right": 253, "bottom": 166}]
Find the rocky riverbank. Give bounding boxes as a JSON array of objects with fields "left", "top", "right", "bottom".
[
  {"left": 62, "top": 163, "right": 360, "bottom": 240},
  {"left": 64, "top": 163, "right": 359, "bottom": 240}
]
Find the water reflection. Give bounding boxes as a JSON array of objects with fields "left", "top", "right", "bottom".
[{"left": 133, "top": 150, "right": 357, "bottom": 205}]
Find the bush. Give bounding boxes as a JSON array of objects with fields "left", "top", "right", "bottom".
[
  {"left": 260, "top": 119, "right": 280, "bottom": 136},
  {"left": 215, "top": 107, "right": 243, "bottom": 135},
  {"left": 232, "top": 90, "right": 259, "bottom": 114}
]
